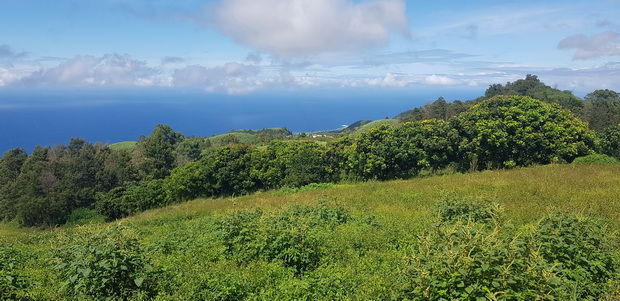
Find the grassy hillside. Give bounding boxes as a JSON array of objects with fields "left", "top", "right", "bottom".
[
  {"left": 3, "top": 163, "right": 620, "bottom": 299},
  {"left": 208, "top": 128, "right": 292, "bottom": 145},
  {"left": 125, "top": 163, "right": 620, "bottom": 226},
  {"left": 108, "top": 140, "right": 137, "bottom": 151},
  {"left": 345, "top": 118, "right": 400, "bottom": 136},
  {"left": 208, "top": 132, "right": 258, "bottom": 144}
]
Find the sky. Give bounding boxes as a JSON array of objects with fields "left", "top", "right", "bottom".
[{"left": 1, "top": 0, "right": 620, "bottom": 97}]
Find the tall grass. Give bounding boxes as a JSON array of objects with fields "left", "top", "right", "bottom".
[{"left": 2, "top": 164, "right": 620, "bottom": 299}]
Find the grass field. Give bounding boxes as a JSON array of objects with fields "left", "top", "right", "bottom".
[
  {"left": 347, "top": 118, "right": 400, "bottom": 136},
  {"left": 3, "top": 163, "right": 620, "bottom": 299},
  {"left": 123, "top": 163, "right": 620, "bottom": 227},
  {"left": 208, "top": 132, "right": 258, "bottom": 145},
  {"left": 108, "top": 140, "right": 137, "bottom": 151}
]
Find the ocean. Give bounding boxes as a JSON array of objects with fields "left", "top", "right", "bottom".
[{"left": 0, "top": 88, "right": 484, "bottom": 154}]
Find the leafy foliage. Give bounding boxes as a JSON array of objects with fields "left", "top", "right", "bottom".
[
  {"left": 597, "top": 124, "right": 620, "bottom": 159},
  {"left": 484, "top": 74, "right": 585, "bottom": 116},
  {"left": 535, "top": 213, "right": 618, "bottom": 299},
  {"left": 572, "top": 154, "right": 619, "bottom": 164},
  {"left": 216, "top": 201, "right": 351, "bottom": 274},
  {"left": 435, "top": 192, "right": 503, "bottom": 225},
  {"left": 403, "top": 200, "right": 619, "bottom": 300},
  {"left": 97, "top": 180, "right": 167, "bottom": 220},
  {"left": 54, "top": 225, "right": 157, "bottom": 300},
  {"left": 452, "top": 95, "right": 594, "bottom": 170},
  {"left": 0, "top": 243, "right": 31, "bottom": 300},
  {"left": 251, "top": 140, "right": 330, "bottom": 188},
  {"left": 584, "top": 89, "right": 620, "bottom": 131}
]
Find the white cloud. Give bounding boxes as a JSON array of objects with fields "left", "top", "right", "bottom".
[
  {"left": 424, "top": 74, "right": 460, "bottom": 85},
  {"left": 209, "top": 0, "right": 409, "bottom": 57},
  {"left": 172, "top": 62, "right": 261, "bottom": 94},
  {"left": 0, "top": 67, "right": 20, "bottom": 87},
  {"left": 21, "top": 54, "right": 159, "bottom": 87},
  {"left": 365, "top": 73, "right": 410, "bottom": 87},
  {"left": 558, "top": 31, "right": 620, "bottom": 60}
]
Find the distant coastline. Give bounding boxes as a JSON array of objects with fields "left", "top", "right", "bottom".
[{"left": 0, "top": 88, "right": 483, "bottom": 153}]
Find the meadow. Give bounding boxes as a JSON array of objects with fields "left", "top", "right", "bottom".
[{"left": 2, "top": 162, "right": 620, "bottom": 300}]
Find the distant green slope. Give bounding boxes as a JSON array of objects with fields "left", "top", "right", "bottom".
[
  {"left": 208, "top": 132, "right": 258, "bottom": 144},
  {"left": 108, "top": 141, "right": 137, "bottom": 151},
  {"left": 347, "top": 119, "right": 399, "bottom": 136},
  {"left": 208, "top": 128, "right": 292, "bottom": 145}
]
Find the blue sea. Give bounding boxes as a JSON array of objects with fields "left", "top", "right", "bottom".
[{"left": 0, "top": 87, "right": 484, "bottom": 154}]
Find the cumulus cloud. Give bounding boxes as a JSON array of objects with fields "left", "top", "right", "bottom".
[
  {"left": 172, "top": 62, "right": 261, "bottom": 94},
  {"left": 425, "top": 74, "right": 460, "bottom": 85},
  {"left": 20, "top": 54, "right": 159, "bottom": 87},
  {"left": 365, "top": 73, "right": 410, "bottom": 87},
  {"left": 0, "top": 67, "right": 20, "bottom": 87},
  {"left": 209, "top": 0, "right": 410, "bottom": 57},
  {"left": 558, "top": 31, "right": 620, "bottom": 60}
]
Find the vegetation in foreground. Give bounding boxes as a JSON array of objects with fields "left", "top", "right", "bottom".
[
  {"left": 2, "top": 75, "right": 620, "bottom": 299},
  {"left": 2, "top": 164, "right": 620, "bottom": 300}
]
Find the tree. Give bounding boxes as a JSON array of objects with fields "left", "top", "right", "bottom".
[
  {"left": 584, "top": 89, "right": 620, "bottom": 131},
  {"left": 597, "top": 124, "right": 620, "bottom": 159},
  {"left": 483, "top": 74, "right": 584, "bottom": 116},
  {"left": 0, "top": 148, "right": 28, "bottom": 222},
  {"left": 451, "top": 95, "right": 595, "bottom": 170},
  {"left": 165, "top": 144, "right": 256, "bottom": 202},
  {"left": 250, "top": 140, "right": 329, "bottom": 188},
  {"left": 0, "top": 148, "right": 28, "bottom": 185},
  {"left": 136, "top": 124, "right": 184, "bottom": 179},
  {"left": 174, "top": 137, "right": 211, "bottom": 165}
]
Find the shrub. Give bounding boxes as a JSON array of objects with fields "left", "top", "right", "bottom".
[
  {"left": 54, "top": 225, "right": 158, "bottom": 300},
  {"left": 65, "top": 208, "right": 106, "bottom": 226},
  {"left": 435, "top": 192, "right": 503, "bottom": 226},
  {"left": 96, "top": 180, "right": 167, "bottom": 220},
  {"left": 0, "top": 243, "right": 31, "bottom": 300},
  {"left": 535, "top": 213, "right": 618, "bottom": 299},
  {"left": 403, "top": 220, "right": 555, "bottom": 300},
  {"left": 572, "top": 154, "right": 619, "bottom": 164},
  {"left": 597, "top": 124, "right": 620, "bottom": 159},
  {"left": 216, "top": 201, "right": 351, "bottom": 274},
  {"left": 403, "top": 202, "right": 620, "bottom": 300}
]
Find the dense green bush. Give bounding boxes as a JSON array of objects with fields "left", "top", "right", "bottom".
[
  {"left": 216, "top": 201, "right": 351, "bottom": 274},
  {"left": 597, "top": 124, "right": 620, "bottom": 159},
  {"left": 535, "top": 213, "right": 618, "bottom": 299},
  {"left": 572, "top": 154, "right": 619, "bottom": 164},
  {"left": 65, "top": 208, "right": 107, "bottom": 226},
  {"left": 402, "top": 200, "right": 619, "bottom": 300},
  {"left": 97, "top": 180, "right": 167, "bottom": 220},
  {"left": 54, "top": 225, "right": 158, "bottom": 300},
  {"left": 435, "top": 192, "right": 503, "bottom": 225},
  {"left": 452, "top": 95, "right": 595, "bottom": 170},
  {"left": 251, "top": 140, "right": 331, "bottom": 189},
  {"left": 0, "top": 243, "right": 31, "bottom": 300}
]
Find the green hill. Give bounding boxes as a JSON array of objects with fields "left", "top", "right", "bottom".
[
  {"left": 3, "top": 164, "right": 620, "bottom": 299},
  {"left": 108, "top": 141, "right": 137, "bottom": 151},
  {"left": 345, "top": 118, "right": 399, "bottom": 136},
  {"left": 208, "top": 128, "right": 292, "bottom": 145}
]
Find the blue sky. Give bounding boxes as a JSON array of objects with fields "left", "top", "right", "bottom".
[{"left": 1, "top": 0, "right": 619, "bottom": 96}]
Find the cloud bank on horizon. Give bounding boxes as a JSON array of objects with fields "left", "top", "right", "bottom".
[{"left": 0, "top": 0, "right": 619, "bottom": 95}]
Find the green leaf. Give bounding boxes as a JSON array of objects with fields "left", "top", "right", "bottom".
[{"left": 134, "top": 277, "right": 144, "bottom": 287}]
